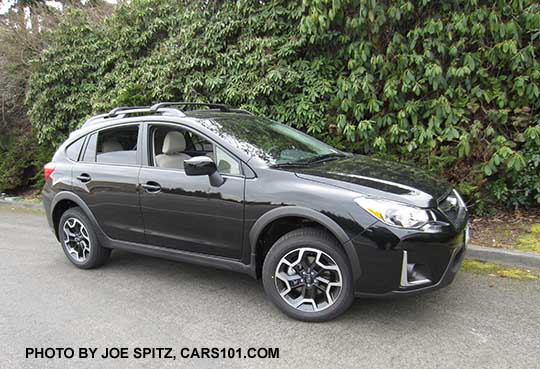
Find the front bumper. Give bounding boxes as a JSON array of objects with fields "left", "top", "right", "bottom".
[
  {"left": 354, "top": 243, "right": 466, "bottom": 298},
  {"left": 350, "top": 220, "right": 468, "bottom": 297}
]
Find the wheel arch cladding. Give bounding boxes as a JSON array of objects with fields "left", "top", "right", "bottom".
[
  {"left": 51, "top": 192, "right": 100, "bottom": 241},
  {"left": 249, "top": 206, "right": 361, "bottom": 280}
]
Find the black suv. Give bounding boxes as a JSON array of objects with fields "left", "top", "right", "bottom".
[{"left": 43, "top": 102, "right": 468, "bottom": 321}]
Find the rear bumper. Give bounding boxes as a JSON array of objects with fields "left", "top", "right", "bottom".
[{"left": 41, "top": 187, "right": 55, "bottom": 233}]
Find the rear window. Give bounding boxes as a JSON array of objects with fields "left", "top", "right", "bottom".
[
  {"left": 82, "top": 125, "right": 139, "bottom": 165},
  {"left": 65, "top": 137, "right": 85, "bottom": 161}
]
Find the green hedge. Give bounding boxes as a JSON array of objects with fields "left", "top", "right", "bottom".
[
  {"left": 27, "top": 0, "right": 540, "bottom": 212},
  {"left": 0, "top": 131, "right": 34, "bottom": 192}
]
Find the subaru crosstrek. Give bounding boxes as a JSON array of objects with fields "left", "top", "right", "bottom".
[{"left": 42, "top": 102, "right": 469, "bottom": 321}]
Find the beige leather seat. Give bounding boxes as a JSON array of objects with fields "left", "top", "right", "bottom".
[
  {"left": 102, "top": 141, "right": 123, "bottom": 152},
  {"left": 155, "top": 131, "right": 191, "bottom": 169},
  {"left": 97, "top": 140, "right": 138, "bottom": 164}
]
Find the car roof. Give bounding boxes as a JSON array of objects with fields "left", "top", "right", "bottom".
[
  {"left": 81, "top": 103, "right": 253, "bottom": 128},
  {"left": 71, "top": 110, "right": 252, "bottom": 137},
  {"left": 184, "top": 110, "right": 246, "bottom": 119}
]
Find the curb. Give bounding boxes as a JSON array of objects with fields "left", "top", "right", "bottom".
[
  {"left": 466, "top": 245, "right": 540, "bottom": 270},
  {"left": 0, "top": 199, "right": 44, "bottom": 211}
]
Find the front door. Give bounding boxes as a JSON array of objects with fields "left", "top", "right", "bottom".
[{"left": 139, "top": 123, "right": 245, "bottom": 259}]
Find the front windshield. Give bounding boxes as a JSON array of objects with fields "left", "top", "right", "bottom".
[{"left": 199, "top": 115, "right": 341, "bottom": 165}]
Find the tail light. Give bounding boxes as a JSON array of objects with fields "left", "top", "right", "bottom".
[{"left": 43, "top": 162, "right": 56, "bottom": 182}]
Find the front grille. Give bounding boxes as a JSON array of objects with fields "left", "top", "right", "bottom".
[{"left": 438, "top": 192, "right": 460, "bottom": 224}]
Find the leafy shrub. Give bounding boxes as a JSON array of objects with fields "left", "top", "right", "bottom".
[
  {"left": 27, "top": 0, "right": 540, "bottom": 211},
  {"left": 0, "top": 131, "right": 36, "bottom": 192},
  {"left": 0, "top": 3, "right": 99, "bottom": 193}
]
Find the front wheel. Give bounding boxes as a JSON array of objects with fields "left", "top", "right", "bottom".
[
  {"left": 262, "top": 228, "right": 354, "bottom": 321},
  {"left": 58, "top": 207, "right": 111, "bottom": 269}
]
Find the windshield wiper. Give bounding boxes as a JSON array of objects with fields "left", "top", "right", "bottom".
[
  {"left": 270, "top": 162, "right": 311, "bottom": 168},
  {"left": 270, "top": 153, "right": 346, "bottom": 168},
  {"left": 300, "top": 152, "right": 347, "bottom": 165},
  {"left": 270, "top": 153, "right": 347, "bottom": 168}
]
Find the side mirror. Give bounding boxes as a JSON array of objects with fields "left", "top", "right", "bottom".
[{"left": 184, "top": 156, "right": 225, "bottom": 187}]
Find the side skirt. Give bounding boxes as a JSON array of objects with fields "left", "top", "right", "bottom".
[{"left": 109, "top": 239, "right": 256, "bottom": 278}]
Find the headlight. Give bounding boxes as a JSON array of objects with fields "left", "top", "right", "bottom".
[
  {"left": 354, "top": 196, "right": 431, "bottom": 229},
  {"left": 440, "top": 189, "right": 466, "bottom": 213},
  {"left": 445, "top": 192, "right": 459, "bottom": 207}
]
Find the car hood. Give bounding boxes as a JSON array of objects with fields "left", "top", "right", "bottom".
[{"left": 292, "top": 155, "right": 450, "bottom": 208}]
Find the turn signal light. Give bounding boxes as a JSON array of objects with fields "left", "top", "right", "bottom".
[{"left": 43, "top": 162, "right": 56, "bottom": 182}]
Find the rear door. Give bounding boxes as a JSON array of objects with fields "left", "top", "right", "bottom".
[
  {"left": 72, "top": 123, "right": 145, "bottom": 243},
  {"left": 138, "top": 122, "right": 245, "bottom": 259}
]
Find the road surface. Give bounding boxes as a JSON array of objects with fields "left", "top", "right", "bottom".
[{"left": 1, "top": 204, "right": 539, "bottom": 368}]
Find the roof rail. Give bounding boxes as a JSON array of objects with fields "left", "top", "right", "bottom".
[
  {"left": 229, "top": 108, "right": 254, "bottom": 115},
  {"left": 150, "top": 102, "right": 231, "bottom": 112},
  {"left": 108, "top": 106, "right": 150, "bottom": 116},
  {"left": 82, "top": 102, "right": 251, "bottom": 128}
]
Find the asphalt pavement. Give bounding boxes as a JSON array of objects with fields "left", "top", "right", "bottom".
[{"left": 1, "top": 204, "right": 539, "bottom": 369}]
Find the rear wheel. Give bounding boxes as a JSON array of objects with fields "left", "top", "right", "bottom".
[
  {"left": 58, "top": 207, "right": 111, "bottom": 269},
  {"left": 262, "top": 228, "right": 354, "bottom": 321}
]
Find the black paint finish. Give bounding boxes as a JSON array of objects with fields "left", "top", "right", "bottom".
[
  {"left": 138, "top": 167, "right": 245, "bottom": 258},
  {"left": 293, "top": 155, "right": 450, "bottom": 207},
  {"left": 43, "top": 111, "right": 469, "bottom": 297},
  {"left": 71, "top": 162, "right": 145, "bottom": 243}
]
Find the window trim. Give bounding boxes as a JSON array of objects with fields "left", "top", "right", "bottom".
[
  {"left": 80, "top": 132, "right": 97, "bottom": 163},
  {"left": 144, "top": 121, "right": 245, "bottom": 178},
  {"left": 64, "top": 135, "right": 87, "bottom": 163}
]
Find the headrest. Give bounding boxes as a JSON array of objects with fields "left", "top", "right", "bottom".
[
  {"left": 162, "top": 131, "right": 186, "bottom": 154},
  {"left": 102, "top": 141, "right": 123, "bottom": 153}
]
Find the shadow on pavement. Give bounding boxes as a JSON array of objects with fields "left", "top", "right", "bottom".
[{"left": 105, "top": 249, "right": 441, "bottom": 323}]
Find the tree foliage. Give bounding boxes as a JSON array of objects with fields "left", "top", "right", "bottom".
[
  {"left": 0, "top": 4, "right": 61, "bottom": 192},
  {"left": 27, "top": 0, "right": 540, "bottom": 211},
  {"left": 0, "top": 1, "right": 111, "bottom": 193}
]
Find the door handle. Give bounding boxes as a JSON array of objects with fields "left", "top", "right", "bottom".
[
  {"left": 77, "top": 173, "right": 91, "bottom": 183},
  {"left": 141, "top": 182, "right": 161, "bottom": 193}
]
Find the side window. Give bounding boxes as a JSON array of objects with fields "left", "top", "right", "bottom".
[
  {"left": 65, "top": 137, "right": 85, "bottom": 161},
  {"left": 152, "top": 126, "right": 212, "bottom": 170},
  {"left": 150, "top": 124, "right": 242, "bottom": 176},
  {"left": 189, "top": 132, "right": 213, "bottom": 152},
  {"left": 82, "top": 133, "right": 97, "bottom": 162},
  {"left": 95, "top": 125, "right": 139, "bottom": 165},
  {"left": 215, "top": 146, "right": 241, "bottom": 176}
]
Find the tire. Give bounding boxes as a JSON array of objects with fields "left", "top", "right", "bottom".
[
  {"left": 58, "top": 207, "right": 111, "bottom": 269},
  {"left": 262, "top": 227, "right": 354, "bottom": 322}
]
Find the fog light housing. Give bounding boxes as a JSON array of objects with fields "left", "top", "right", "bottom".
[{"left": 400, "top": 251, "right": 432, "bottom": 287}]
